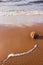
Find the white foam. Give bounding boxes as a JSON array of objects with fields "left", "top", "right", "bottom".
[
  {"left": 0, "top": 11, "right": 43, "bottom": 27},
  {"left": 2, "top": 44, "right": 38, "bottom": 65}
]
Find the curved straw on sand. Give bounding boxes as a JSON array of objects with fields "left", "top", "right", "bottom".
[{"left": 2, "top": 44, "right": 38, "bottom": 65}]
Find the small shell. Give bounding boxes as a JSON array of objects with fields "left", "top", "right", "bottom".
[{"left": 30, "top": 31, "right": 38, "bottom": 39}]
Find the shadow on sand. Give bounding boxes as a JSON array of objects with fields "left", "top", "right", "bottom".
[{"left": 35, "top": 35, "right": 43, "bottom": 40}]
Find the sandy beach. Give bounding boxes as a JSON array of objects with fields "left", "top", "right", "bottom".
[
  {"left": 0, "top": 0, "right": 43, "bottom": 65},
  {"left": 0, "top": 23, "right": 43, "bottom": 65}
]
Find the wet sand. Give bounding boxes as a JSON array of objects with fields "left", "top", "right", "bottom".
[{"left": 0, "top": 23, "right": 43, "bottom": 65}]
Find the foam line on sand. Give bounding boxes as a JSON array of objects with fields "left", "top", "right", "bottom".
[
  {"left": 2, "top": 44, "right": 38, "bottom": 65},
  {"left": 0, "top": 10, "right": 43, "bottom": 16}
]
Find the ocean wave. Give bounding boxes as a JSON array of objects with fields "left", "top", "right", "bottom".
[
  {"left": 0, "top": 1, "right": 43, "bottom": 6},
  {"left": 0, "top": 0, "right": 24, "bottom": 2},
  {"left": 15, "top": 0, "right": 43, "bottom": 6},
  {"left": 0, "top": 0, "right": 43, "bottom": 4},
  {"left": 0, "top": 0, "right": 43, "bottom": 11}
]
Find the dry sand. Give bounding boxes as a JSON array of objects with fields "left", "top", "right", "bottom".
[{"left": 0, "top": 23, "right": 43, "bottom": 65}]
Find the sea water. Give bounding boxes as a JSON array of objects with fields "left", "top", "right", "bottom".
[{"left": 0, "top": 0, "right": 43, "bottom": 11}]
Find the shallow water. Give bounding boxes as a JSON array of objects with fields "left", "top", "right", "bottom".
[{"left": 0, "top": 15, "right": 43, "bottom": 26}]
